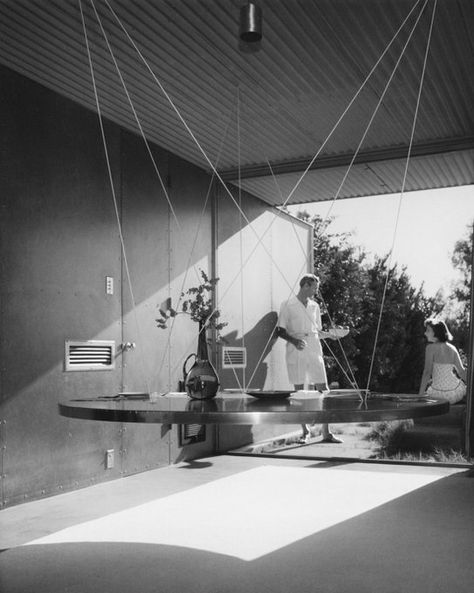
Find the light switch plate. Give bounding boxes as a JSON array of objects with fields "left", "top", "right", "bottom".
[{"left": 106, "top": 276, "right": 114, "bottom": 295}]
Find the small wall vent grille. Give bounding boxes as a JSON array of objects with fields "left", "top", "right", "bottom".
[
  {"left": 222, "top": 346, "right": 247, "bottom": 369},
  {"left": 179, "top": 424, "right": 206, "bottom": 446},
  {"left": 65, "top": 340, "right": 116, "bottom": 371}
]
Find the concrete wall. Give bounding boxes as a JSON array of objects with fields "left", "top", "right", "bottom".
[
  {"left": 0, "top": 67, "right": 217, "bottom": 507},
  {"left": 0, "top": 66, "right": 312, "bottom": 507}
]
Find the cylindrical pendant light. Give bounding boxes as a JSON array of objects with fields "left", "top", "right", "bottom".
[{"left": 240, "top": 2, "right": 262, "bottom": 43}]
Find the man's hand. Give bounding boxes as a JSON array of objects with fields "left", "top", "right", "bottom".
[
  {"left": 293, "top": 338, "right": 307, "bottom": 350},
  {"left": 276, "top": 327, "right": 306, "bottom": 350}
]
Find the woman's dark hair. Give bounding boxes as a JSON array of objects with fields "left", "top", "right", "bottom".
[{"left": 425, "top": 319, "right": 453, "bottom": 342}]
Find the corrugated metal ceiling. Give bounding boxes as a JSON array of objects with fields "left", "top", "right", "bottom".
[{"left": 0, "top": 0, "right": 472, "bottom": 205}]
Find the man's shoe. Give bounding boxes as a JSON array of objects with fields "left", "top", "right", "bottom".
[
  {"left": 320, "top": 434, "right": 343, "bottom": 444},
  {"left": 297, "top": 435, "right": 311, "bottom": 444}
]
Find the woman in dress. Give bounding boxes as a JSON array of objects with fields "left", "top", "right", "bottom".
[{"left": 418, "top": 319, "right": 467, "bottom": 403}]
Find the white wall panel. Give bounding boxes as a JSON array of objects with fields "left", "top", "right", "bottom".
[{"left": 216, "top": 188, "right": 312, "bottom": 449}]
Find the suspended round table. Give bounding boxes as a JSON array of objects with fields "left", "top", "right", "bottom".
[{"left": 59, "top": 391, "right": 449, "bottom": 425}]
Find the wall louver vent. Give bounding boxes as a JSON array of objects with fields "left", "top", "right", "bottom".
[
  {"left": 179, "top": 424, "right": 206, "bottom": 446},
  {"left": 65, "top": 340, "right": 116, "bottom": 371},
  {"left": 222, "top": 346, "right": 247, "bottom": 369}
]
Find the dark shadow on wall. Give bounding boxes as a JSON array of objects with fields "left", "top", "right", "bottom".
[{"left": 219, "top": 311, "right": 279, "bottom": 389}]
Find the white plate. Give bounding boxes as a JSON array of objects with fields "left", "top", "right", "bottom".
[{"left": 293, "top": 390, "right": 326, "bottom": 397}]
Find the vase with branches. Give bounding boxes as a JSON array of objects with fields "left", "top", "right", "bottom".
[{"left": 156, "top": 270, "right": 227, "bottom": 399}]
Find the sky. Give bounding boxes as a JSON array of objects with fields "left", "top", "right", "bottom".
[{"left": 288, "top": 185, "right": 474, "bottom": 300}]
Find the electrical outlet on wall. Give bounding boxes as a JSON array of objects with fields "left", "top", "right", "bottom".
[{"left": 106, "top": 449, "right": 114, "bottom": 469}]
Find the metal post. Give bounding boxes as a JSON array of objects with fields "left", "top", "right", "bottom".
[
  {"left": 211, "top": 180, "right": 219, "bottom": 453},
  {"left": 465, "top": 223, "right": 474, "bottom": 459}
]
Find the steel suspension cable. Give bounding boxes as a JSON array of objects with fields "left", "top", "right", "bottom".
[
  {"left": 194, "top": 0, "right": 428, "bottom": 385},
  {"left": 93, "top": 0, "right": 430, "bottom": 395},
  {"left": 101, "top": 0, "right": 424, "bottom": 310},
  {"left": 237, "top": 86, "right": 247, "bottom": 390},
  {"left": 79, "top": 0, "right": 151, "bottom": 393},
  {"left": 366, "top": 0, "right": 438, "bottom": 392},
  {"left": 85, "top": 0, "right": 236, "bottom": 392},
  {"left": 319, "top": 0, "right": 430, "bottom": 228},
  {"left": 89, "top": 0, "right": 180, "bottom": 230}
]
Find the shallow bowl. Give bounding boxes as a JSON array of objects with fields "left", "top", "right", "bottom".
[{"left": 327, "top": 327, "right": 350, "bottom": 338}]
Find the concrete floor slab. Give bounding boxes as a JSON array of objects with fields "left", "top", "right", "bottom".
[{"left": 1, "top": 456, "right": 473, "bottom": 593}]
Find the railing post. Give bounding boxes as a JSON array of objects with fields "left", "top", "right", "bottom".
[{"left": 465, "top": 223, "right": 474, "bottom": 460}]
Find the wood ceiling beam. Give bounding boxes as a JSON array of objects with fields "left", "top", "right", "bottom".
[{"left": 218, "top": 136, "right": 474, "bottom": 181}]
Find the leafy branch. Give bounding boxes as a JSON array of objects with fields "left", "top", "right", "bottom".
[{"left": 156, "top": 270, "right": 228, "bottom": 339}]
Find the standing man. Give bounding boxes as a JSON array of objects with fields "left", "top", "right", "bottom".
[{"left": 277, "top": 274, "right": 342, "bottom": 444}]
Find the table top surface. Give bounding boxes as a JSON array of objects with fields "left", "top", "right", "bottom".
[{"left": 59, "top": 390, "right": 449, "bottom": 425}]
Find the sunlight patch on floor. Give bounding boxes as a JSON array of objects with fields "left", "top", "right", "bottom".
[{"left": 23, "top": 465, "right": 450, "bottom": 560}]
